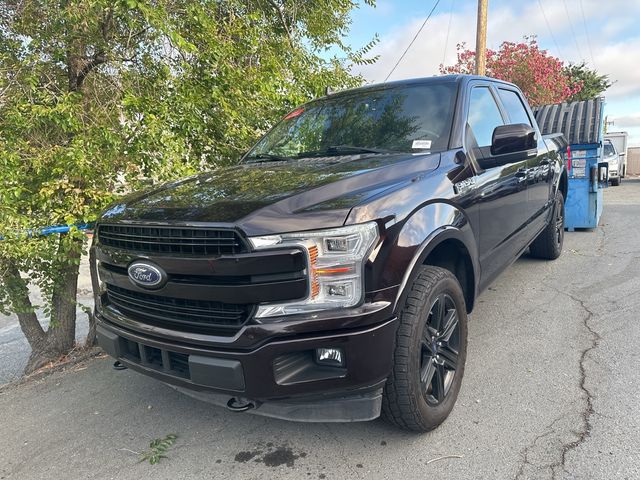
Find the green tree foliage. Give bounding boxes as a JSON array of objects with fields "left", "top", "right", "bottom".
[
  {"left": 564, "top": 62, "right": 612, "bottom": 102},
  {"left": 0, "top": 0, "right": 376, "bottom": 373}
]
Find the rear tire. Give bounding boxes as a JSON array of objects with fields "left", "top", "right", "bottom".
[
  {"left": 382, "top": 266, "right": 468, "bottom": 432},
  {"left": 529, "top": 190, "right": 565, "bottom": 260},
  {"left": 611, "top": 177, "right": 620, "bottom": 186}
]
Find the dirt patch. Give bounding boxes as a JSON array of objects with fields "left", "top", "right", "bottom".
[
  {"left": 233, "top": 443, "right": 307, "bottom": 468},
  {"left": 263, "top": 447, "right": 299, "bottom": 467},
  {"left": 0, "top": 347, "right": 103, "bottom": 392},
  {"left": 234, "top": 450, "right": 262, "bottom": 463}
]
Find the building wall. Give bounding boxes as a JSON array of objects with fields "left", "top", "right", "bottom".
[{"left": 628, "top": 147, "right": 640, "bottom": 175}]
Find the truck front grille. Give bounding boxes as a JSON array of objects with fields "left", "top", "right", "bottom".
[
  {"left": 104, "top": 284, "right": 251, "bottom": 335},
  {"left": 98, "top": 224, "right": 247, "bottom": 256}
]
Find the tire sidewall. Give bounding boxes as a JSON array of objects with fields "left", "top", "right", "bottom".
[{"left": 553, "top": 190, "right": 565, "bottom": 256}]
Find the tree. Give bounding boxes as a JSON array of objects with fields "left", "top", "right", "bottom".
[
  {"left": 440, "top": 37, "right": 583, "bottom": 107},
  {"left": 564, "top": 62, "right": 612, "bottom": 102},
  {"left": 0, "top": 0, "right": 376, "bottom": 374}
]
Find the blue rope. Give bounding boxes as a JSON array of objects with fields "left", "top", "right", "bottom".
[{"left": 0, "top": 223, "right": 93, "bottom": 241}]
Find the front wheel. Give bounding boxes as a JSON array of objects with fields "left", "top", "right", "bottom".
[
  {"left": 529, "top": 189, "right": 565, "bottom": 260},
  {"left": 382, "top": 266, "right": 468, "bottom": 432}
]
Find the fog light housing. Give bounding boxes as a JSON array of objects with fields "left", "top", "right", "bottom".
[{"left": 315, "top": 348, "right": 345, "bottom": 367}]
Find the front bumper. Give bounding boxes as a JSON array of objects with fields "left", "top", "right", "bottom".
[{"left": 96, "top": 312, "right": 398, "bottom": 421}]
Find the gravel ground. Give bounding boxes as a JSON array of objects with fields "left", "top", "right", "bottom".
[{"left": 1, "top": 179, "right": 639, "bottom": 479}]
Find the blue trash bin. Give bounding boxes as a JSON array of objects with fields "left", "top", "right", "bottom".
[{"left": 534, "top": 97, "right": 607, "bottom": 230}]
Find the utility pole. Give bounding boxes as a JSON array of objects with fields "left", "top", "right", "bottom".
[
  {"left": 475, "top": 0, "right": 488, "bottom": 75},
  {"left": 604, "top": 116, "right": 614, "bottom": 134}
]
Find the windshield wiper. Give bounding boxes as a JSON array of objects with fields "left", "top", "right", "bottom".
[
  {"left": 330, "top": 145, "right": 401, "bottom": 154},
  {"left": 244, "top": 153, "right": 292, "bottom": 163},
  {"left": 297, "top": 145, "right": 401, "bottom": 157}
]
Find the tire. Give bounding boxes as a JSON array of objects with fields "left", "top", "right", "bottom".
[
  {"left": 529, "top": 189, "right": 564, "bottom": 260},
  {"left": 611, "top": 176, "right": 620, "bottom": 186},
  {"left": 382, "top": 266, "right": 468, "bottom": 432}
]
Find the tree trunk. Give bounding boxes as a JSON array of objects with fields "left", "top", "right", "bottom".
[
  {"left": 0, "top": 259, "right": 46, "bottom": 351},
  {"left": 35, "top": 235, "right": 82, "bottom": 370},
  {"left": 2, "top": 235, "right": 84, "bottom": 375}
]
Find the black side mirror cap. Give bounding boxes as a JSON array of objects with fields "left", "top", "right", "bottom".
[{"left": 491, "top": 123, "right": 537, "bottom": 156}]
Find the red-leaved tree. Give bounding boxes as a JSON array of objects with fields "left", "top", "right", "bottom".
[{"left": 440, "top": 37, "right": 583, "bottom": 107}]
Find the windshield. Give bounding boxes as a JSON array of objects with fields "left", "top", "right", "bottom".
[
  {"left": 246, "top": 82, "right": 457, "bottom": 161},
  {"left": 603, "top": 141, "right": 616, "bottom": 157}
]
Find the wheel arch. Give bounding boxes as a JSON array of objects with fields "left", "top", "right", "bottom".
[
  {"left": 422, "top": 236, "right": 476, "bottom": 313},
  {"left": 390, "top": 205, "right": 480, "bottom": 316},
  {"left": 558, "top": 168, "right": 568, "bottom": 200}
]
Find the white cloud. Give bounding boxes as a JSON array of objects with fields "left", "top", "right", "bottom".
[
  {"left": 594, "top": 38, "right": 640, "bottom": 98},
  {"left": 355, "top": 1, "right": 640, "bottom": 94},
  {"left": 354, "top": 9, "right": 477, "bottom": 83},
  {"left": 612, "top": 115, "right": 640, "bottom": 128},
  {"left": 353, "top": 0, "right": 640, "bottom": 145}
]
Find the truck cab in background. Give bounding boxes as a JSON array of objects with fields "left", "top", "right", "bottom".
[
  {"left": 604, "top": 131, "right": 629, "bottom": 181},
  {"left": 603, "top": 139, "right": 622, "bottom": 186}
]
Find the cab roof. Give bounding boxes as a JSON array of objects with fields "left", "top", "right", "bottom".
[{"left": 317, "top": 74, "right": 519, "bottom": 102}]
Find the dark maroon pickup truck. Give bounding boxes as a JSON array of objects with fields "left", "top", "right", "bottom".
[{"left": 91, "top": 75, "right": 567, "bottom": 431}]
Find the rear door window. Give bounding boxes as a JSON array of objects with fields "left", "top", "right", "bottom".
[{"left": 498, "top": 88, "right": 532, "bottom": 126}]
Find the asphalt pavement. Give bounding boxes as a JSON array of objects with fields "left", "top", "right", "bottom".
[{"left": 1, "top": 179, "right": 639, "bottom": 480}]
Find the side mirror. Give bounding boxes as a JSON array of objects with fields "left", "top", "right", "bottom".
[{"left": 491, "top": 124, "right": 536, "bottom": 156}]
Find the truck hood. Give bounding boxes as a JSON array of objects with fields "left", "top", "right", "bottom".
[{"left": 99, "top": 152, "right": 441, "bottom": 235}]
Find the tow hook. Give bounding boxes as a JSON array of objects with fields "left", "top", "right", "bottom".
[
  {"left": 113, "top": 360, "right": 127, "bottom": 370},
  {"left": 226, "top": 397, "right": 258, "bottom": 412}
]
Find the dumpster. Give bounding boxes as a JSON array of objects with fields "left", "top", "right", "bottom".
[{"left": 534, "top": 98, "right": 608, "bottom": 231}]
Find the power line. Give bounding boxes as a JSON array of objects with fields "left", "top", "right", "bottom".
[
  {"left": 384, "top": 0, "right": 442, "bottom": 82},
  {"left": 537, "top": 0, "right": 564, "bottom": 59},
  {"left": 578, "top": 0, "right": 597, "bottom": 67},
  {"left": 441, "top": 0, "right": 455, "bottom": 67},
  {"left": 561, "top": 0, "right": 584, "bottom": 61}
]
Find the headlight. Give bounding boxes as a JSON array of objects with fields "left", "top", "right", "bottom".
[
  {"left": 90, "top": 261, "right": 106, "bottom": 311},
  {"left": 249, "top": 222, "right": 379, "bottom": 318}
]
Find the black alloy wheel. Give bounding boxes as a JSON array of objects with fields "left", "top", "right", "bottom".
[
  {"left": 529, "top": 189, "right": 565, "bottom": 260},
  {"left": 420, "top": 293, "right": 460, "bottom": 405}
]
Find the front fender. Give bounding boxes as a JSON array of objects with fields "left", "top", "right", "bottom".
[{"left": 367, "top": 202, "right": 479, "bottom": 314}]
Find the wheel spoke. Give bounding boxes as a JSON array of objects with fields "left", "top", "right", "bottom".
[
  {"left": 420, "top": 358, "right": 436, "bottom": 386},
  {"left": 429, "top": 294, "right": 445, "bottom": 332},
  {"left": 423, "top": 324, "right": 437, "bottom": 344},
  {"left": 433, "top": 363, "right": 446, "bottom": 401},
  {"left": 421, "top": 340, "right": 434, "bottom": 357},
  {"left": 439, "top": 345, "right": 459, "bottom": 370},
  {"left": 439, "top": 309, "right": 458, "bottom": 342}
]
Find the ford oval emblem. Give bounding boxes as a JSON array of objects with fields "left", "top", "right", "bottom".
[{"left": 127, "top": 262, "right": 166, "bottom": 289}]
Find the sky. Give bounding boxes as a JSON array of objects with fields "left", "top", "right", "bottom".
[{"left": 342, "top": 0, "right": 640, "bottom": 146}]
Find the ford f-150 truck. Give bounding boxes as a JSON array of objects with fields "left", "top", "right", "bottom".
[{"left": 91, "top": 75, "right": 568, "bottom": 432}]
